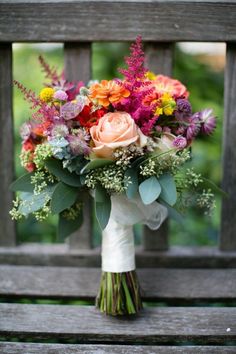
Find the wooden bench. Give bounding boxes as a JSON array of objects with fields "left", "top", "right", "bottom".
[{"left": 0, "top": 0, "right": 236, "bottom": 352}]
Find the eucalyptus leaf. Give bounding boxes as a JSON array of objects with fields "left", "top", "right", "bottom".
[
  {"left": 139, "top": 176, "right": 161, "bottom": 205},
  {"left": 124, "top": 168, "right": 138, "bottom": 199},
  {"left": 159, "top": 173, "right": 177, "bottom": 206},
  {"left": 45, "top": 159, "right": 81, "bottom": 187},
  {"left": 80, "top": 158, "right": 114, "bottom": 174},
  {"left": 95, "top": 185, "right": 111, "bottom": 229},
  {"left": 18, "top": 184, "right": 56, "bottom": 216},
  {"left": 10, "top": 173, "right": 34, "bottom": 192},
  {"left": 51, "top": 182, "right": 78, "bottom": 214},
  {"left": 58, "top": 210, "right": 83, "bottom": 241}
]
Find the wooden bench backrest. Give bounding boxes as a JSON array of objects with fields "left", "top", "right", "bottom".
[{"left": 0, "top": 0, "right": 236, "bottom": 254}]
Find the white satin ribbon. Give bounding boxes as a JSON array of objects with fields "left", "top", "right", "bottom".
[{"left": 102, "top": 194, "right": 168, "bottom": 272}]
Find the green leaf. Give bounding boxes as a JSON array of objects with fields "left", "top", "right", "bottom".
[
  {"left": 95, "top": 185, "right": 111, "bottom": 229},
  {"left": 45, "top": 159, "right": 81, "bottom": 187},
  {"left": 18, "top": 185, "right": 55, "bottom": 216},
  {"left": 160, "top": 200, "right": 184, "bottom": 224},
  {"left": 139, "top": 176, "right": 161, "bottom": 205},
  {"left": 124, "top": 168, "right": 138, "bottom": 199},
  {"left": 80, "top": 158, "right": 114, "bottom": 174},
  {"left": 10, "top": 173, "right": 34, "bottom": 192},
  {"left": 159, "top": 173, "right": 177, "bottom": 206},
  {"left": 58, "top": 210, "right": 83, "bottom": 241},
  {"left": 51, "top": 182, "right": 78, "bottom": 214}
]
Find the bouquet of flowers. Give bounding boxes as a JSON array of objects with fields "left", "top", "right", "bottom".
[{"left": 11, "top": 37, "right": 216, "bottom": 316}]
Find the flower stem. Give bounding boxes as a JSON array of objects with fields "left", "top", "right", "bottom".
[{"left": 96, "top": 270, "right": 143, "bottom": 316}]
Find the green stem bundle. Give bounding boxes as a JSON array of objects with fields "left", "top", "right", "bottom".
[{"left": 96, "top": 270, "right": 143, "bottom": 316}]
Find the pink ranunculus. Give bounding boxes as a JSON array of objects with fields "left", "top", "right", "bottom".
[
  {"left": 90, "top": 111, "right": 147, "bottom": 158},
  {"left": 153, "top": 75, "right": 189, "bottom": 99}
]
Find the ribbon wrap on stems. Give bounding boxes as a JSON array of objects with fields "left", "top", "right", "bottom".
[{"left": 102, "top": 194, "right": 168, "bottom": 273}]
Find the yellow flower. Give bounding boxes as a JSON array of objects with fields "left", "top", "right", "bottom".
[
  {"left": 145, "top": 71, "right": 156, "bottom": 80},
  {"left": 39, "top": 87, "right": 55, "bottom": 102},
  {"left": 155, "top": 93, "right": 176, "bottom": 116}
]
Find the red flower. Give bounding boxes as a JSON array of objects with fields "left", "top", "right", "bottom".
[
  {"left": 76, "top": 105, "right": 107, "bottom": 129},
  {"left": 22, "top": 139, "right": 35, "bottom": 152}
]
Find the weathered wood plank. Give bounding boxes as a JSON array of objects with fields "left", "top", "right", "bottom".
[
  {"left": 0, "top": 304, "right": 235, "bottom": 343},
  {"left": 143, "top": 43, "right": 173, "bottom": 251},
  {"left": 64, "top": 43, "right": 93, "bottom": 250},
  {"left": 0, "top": 43, "right": 16, "bottom": 246},
  {"left": 0, "top": 1, "right": 236, "bottom": 42},
  {"left": 1, "top": 244, "right": 236, "bottom": 268},
  {"left": 0, "top": 343, "right": 236, "bottom": 354},
  {"left": 0, "top": 266, "right": 235, "bottom": 302},
  {"left": 220, "top": 43, "right": 236, "bottom": 251}
]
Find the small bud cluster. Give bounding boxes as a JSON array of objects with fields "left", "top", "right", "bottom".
[
  {"left": 62, "top": 202, "right": 83, "bottom": 221},
  {"left": 197, "top": 189, "right": 216, "bottom": 215},
  {"left": 85, "top": 165, "right": 126, "bottom": 193},
  {"left": 34, "top": 144, "right": 52, "bottom": 169},
  {"left": 113, "top": 144, "right": 144, "bottom": 167}
]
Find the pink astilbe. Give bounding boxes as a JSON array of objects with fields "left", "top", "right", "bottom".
[
  {"left": 119, "top": 35, "right": 147, "bottom": 88},
  {"left": 38, "top": 55, "right": 62, "bottom": 82},
  {"left": 14, "top": 80, "right": 41, "bottom": 109}
]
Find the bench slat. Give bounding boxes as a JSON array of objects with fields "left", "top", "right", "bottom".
[
  {"left": 1, "top": 1, "right": 236, "bottom": 42},
  {"left": 0, "top": 43, "right": 16, "bottom": 247},
  {"left": 0, "top": 266, "right": 235, "bottom": 302},
  {"left": 0, "top": 304, "right": 235, "bottom": 343},
  {"left": 64, "top": 42, "right": 93, "bottom": 250},
  {"left": 1, "top": 244, "right": 236, "bottom": 267},
  {"left": 0, "top": 343, "right": 236, "bottom": 354},
  {"left": 221, "top": 43, "right": 236, "bottom": 251}
]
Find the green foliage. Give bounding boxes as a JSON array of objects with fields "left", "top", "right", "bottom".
[
  {"left": 139, "top": 176, "right": 161, "bottom": 205},
  {"left": 124, "top": 167, "right": 139, "bottom": 199},
  {"left": 95, "top": 185, "right": 111, "bottom": 230},
  {"left": 58, "top": 210, "right": 83, "bottom": 241},
  {"left": 81, "top": 158, "right": 113, "bottom": 173},
  {"left": 10, "top": 173, "right": 34, "bottom": 192},
  {"left": 45, "top": 159, "right": 82, "bottom": 187},
  {"left": 159, "top": 174, "right": 177, "bottom": 207},
  {"left": 51, "top": 182, "right": 78, "bottom": 214}
]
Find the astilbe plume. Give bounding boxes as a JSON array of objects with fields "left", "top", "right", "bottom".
[
  {"left": 38, "top": 55, "right": 62, "bottom": 83},
  {"left": 119, "top": 35, "right": 147, "bottom": 88},
  {"left": 14, "top": 80, "right": 41, "bottom": 109}
]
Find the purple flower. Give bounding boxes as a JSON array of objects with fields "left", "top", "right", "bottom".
[
  {"left": 51, "top": 123, "right": 69, "bottom": 138},
  {"left": 199, "top": 109, "right": 216, "bottom": 135},
  {"left": 176, "top": 99, "right": 192, "bottom": 115},
  {"left": 60, "top": 101, "right": 84, "bottom": 120},
  {"left": 53, "top": 90, "right": 68, "bottom": 101},
  {"left": 186, "top": 113, "right": 201, "bottom": 140},
  {"left": 173, "top": 136, "right": 187, "bottom": 149}
]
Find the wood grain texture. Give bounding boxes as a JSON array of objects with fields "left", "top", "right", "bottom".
[
  {"left": 0, "top": 343, "right": 236, "bottom": 354},
  {"left": 64, "top": 43, "right": 93, "bottom": 250},
  {"left": 1, "top": 244, "right": 236, "bottom": 267},
  {"left": 220, "top": 43, "right": 236, "bottom": 251},
  {"left": 0, "top": 1, "right": 236, "bottom": 42},
  {"left": 0, "top": 265, "right": 235, "bottom": 302},
  {"left": 143, "top": 43, "right": 173, "bottom": 251},
  {"left": 0, "top": 304, "right": 235, "bottom": 343},
  {"left": 0, "top": 43, "right": 16, "bottom": 246}
]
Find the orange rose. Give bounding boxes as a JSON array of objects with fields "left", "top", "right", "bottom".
[{"left": 90, "top": 112, "right": 147, "bottom": 158}]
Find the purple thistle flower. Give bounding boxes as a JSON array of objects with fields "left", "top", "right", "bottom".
[
  {"left": 176, "top": 99, "right": 192, "bottom": 115},
  {"left": 186, "top": 113, "right": 201, "bottom": 140},
  {"left": 199, "top": 108, "right": 216, "bottom": 135},
  {"left": 173, "top": 136, "right": 187, "bottom": 149}
]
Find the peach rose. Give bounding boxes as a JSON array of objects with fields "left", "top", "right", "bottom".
[{"left": 90, "top": 111, "right": 147, "bottom": 158}]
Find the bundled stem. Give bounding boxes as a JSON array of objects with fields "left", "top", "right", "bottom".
[{"left": 96, "top": 270, "right": 143, "bottom": 316}]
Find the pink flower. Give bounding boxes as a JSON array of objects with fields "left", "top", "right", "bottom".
[
  {"left": 54, "top": 90, "right": 68, "bottom": 101},
  {"left": 173, "top": 136, "right": 187, "bottom": 149},
  {"left": 155, "top": 133, "right": 176, "bottom": 153},
  {"left": 90, "top": 111, "right": 147, "bottom": 158},
  {"left": 200, "top": 109, "right": 216, "bottom": 135},
  {"left": 153, "top": 75, "right": 189, "bottom": 99}
]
